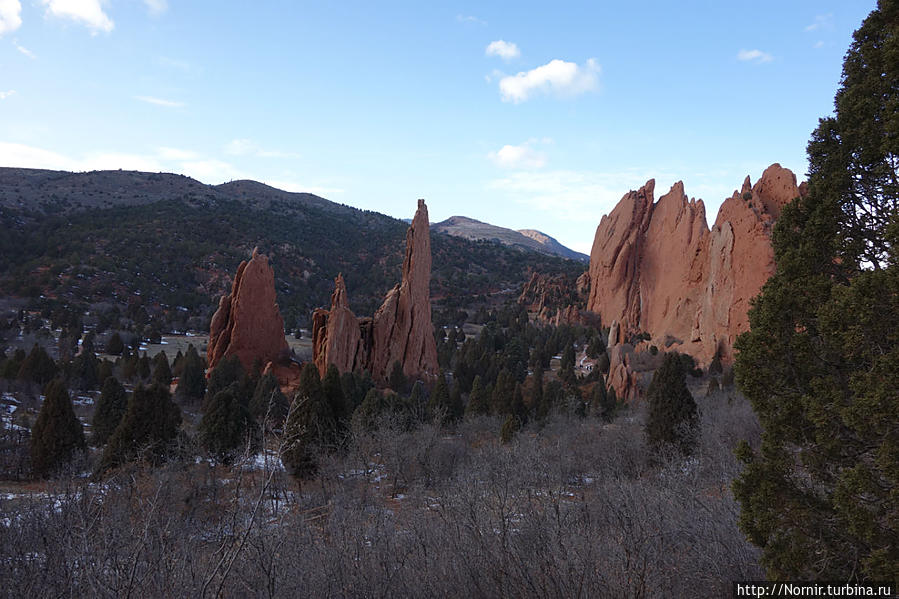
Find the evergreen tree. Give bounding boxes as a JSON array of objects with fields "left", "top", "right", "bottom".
[
  {"left": 69, "top": 348, "right": 99, "bottom": 390},
  {"left": 282, "top": 363, "right": 335, "bottom": 477},
  {"left": 499, "top": 414, "right": 520, "bottom": 444},
  {"left": 176, "top": 344, "right": 206, "bottom": 402},
  {"left": 387, "top": 360, "right": 408, "bottom": 394},
  {"left": 465, "top": 375, "right": 489, "bottom": 417},
  {"left": 137, "top": 353, "right": 151, "bottom": 381},
  {"left": 250, "top": 372, "right": 288, "bottom": 425},
  {"left": 559, "top": 344, "right": 576, "bottom": 383},
  {"left": 199, "top": 386, "right": 257, "bottom": 463},
  {"left": 151, "top": 351, "right": 172, "bottom": 387},
  {"left": 322, "top": 364, "right": 349, "bottom": 428},
  {"left": 91, "top": 376, "right": 127, "bottom": 446},
  {"left": 510, "top": 383, "right": 528, "bottom": 425},
  {"left": 17, "top": 344, "right": 58, "bottom": 386},
  {"left": 30, "top": 379, "right": 86, "bottom": 477},
  {"left": 591, "top": 382, "right": 616, "bottom": 422},
  {"left": 204, "top": 355, "right": 247, "bottom": 409},
  {"left": 491, "top": 369, "right": 514, "bottom": 415},
  {"left": 532, "top": 369, "right": 549, "bottom": 421},
  {"left": 428, "top": 371, "right": 456, "bottom": 423},
  {"left": 106, "top": 332, "right": 124, "bottom": 356},
  {"left": 99, "top": 383, "right": 182, "bottom": 472},
  {"left": 644, "top": 353, "right": 698, "bottom": 455},
  {"left": 733, "top": 2, "right": 899, "bottom": 581},
  {"left": 97, "top": 359, "right": 114, "bottom": 385}
]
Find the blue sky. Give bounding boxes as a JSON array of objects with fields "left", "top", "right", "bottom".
[{"left": 0, "top": 0, "right": 875, "bottom": 253}]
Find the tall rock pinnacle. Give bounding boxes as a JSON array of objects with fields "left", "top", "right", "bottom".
[
  {"left": 207, "top": 248, "right": 289, "bottom": 373},
  {"left": 311, "top": 199, "right": 439, "bottom": 384}
]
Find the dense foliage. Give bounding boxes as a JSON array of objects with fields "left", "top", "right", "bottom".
[
  {"left": 29, "top": 379, "right": 85, "bottom": 477},
  {"left": 733, "top": 0, "right": 899, "bottom": 581}
]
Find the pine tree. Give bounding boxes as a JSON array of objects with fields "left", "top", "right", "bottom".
[
  {"left": 199, "top": 386, "right": 257, "bottom": 463},
  {"left": 282, "top": 363, "right": 335, "bottom": 477},
  {"left": 17, "top": 344, "right": 58, "bottom": 386},
  {"left": 322, "top": 364, "right": 349, "bottom": 429},
  {"left": 500, "top": 414, "right": 519, "bottom": 444},
  {"left": 733, "top": 1, "right": 899, "bottom": 581},
  {"left": 644, "top": 353, "right": 698, "bottom": 455},
  {"left": 175, "top": 344, "right": 206, "bottom": 402},
  {"left": 30, "top": 379, "right": 86, "bottom": 477},
  {"left": 99, "top": 383, "right": 182, "bottom": 472},
  {"left": 151, "top": 352, "right": 172, "bottom": 387},
  {"left": 250, "top": 372, "right": 288, "bottom": 425},
  {"left": 491, "top": 369, "right": 514, "bottom": 415},
  {"left": 106, "top": 332, "right": 124, "bottom": 356},
  {"left": 91, "top": 376, "right": 127, "bottom": 446},
  {"left": 591, "top": 382, "right": 616, "bottom": 422},
  {"left": 465, "top": 375, "right": 489, "bottom": 417},
  {"left": 427, "top": 371, "right": 453, "bottom": 423}
]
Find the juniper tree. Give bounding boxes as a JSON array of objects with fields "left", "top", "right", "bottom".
[
  {"left": 282, "top": 363, "right": 335, "bottom": 477},
  {"left": 30, "top": 379, "right": 85, "bottom": 477},
  {"left": 99, "top": 383, "right": 182, "bottom": 472},
  {"left": 644, "top": 353, "right": 698, "bottom": 455},
  {"left": 175, "top": 344, "right": 206, "bottom": 402},
  {"left": 151, "top": 351, "right": 172, "bottom": 387},
  {"left": 733, "top": 1, "right": 899, "bottom": 580},
  {"left": 91, "top": 376, "right": 127, "bottom": 446}
]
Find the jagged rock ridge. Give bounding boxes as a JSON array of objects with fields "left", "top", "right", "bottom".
[
  {"left": 312, "top": 200, "right": 439, "bottom": 383},
  {"left": 587, "top": 164, "right": 803, "bottom": 397}
]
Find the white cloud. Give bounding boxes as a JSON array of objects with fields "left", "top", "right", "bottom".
[
  {"left": 456, "top": 14, "right": 486, "bottom": 26},
  {"left": 737, "top": 49, "right": 773, "bottom": 63},
  {"left": 814, "top": 40, "right": 824, "bottom": 49},
  {"left": 0, "top": 90, "right": 15, "bottom": 99},
  {"left": 804, "top": 14, "right": 832, "bottom": 32},
  {"left": 156, "top": 146, "right": 199, "bottom": 161},
  {"left": 488, "top": 140, "right": 547, "bottom": 169},
  {"left": 143, "top": 0, "right": 166, "bottom": 16},
  {"left": 486, "top": 40, "right": 520, "bottom": 61},
  {"left": 224, "top": 138, "right": 300, "bottom": 159},
  {"left": 498, "top": 58, "right": 600, "bottom": 103},
  {"left": 0, "top": 141, "right": 338, "bottom": 192},
  {"left": 14, "top": 40, "right": 35, "bottom": 58},
  {"left": 0, "top": 0, "right": 22, "bottom": 36},
  {"left": 135, "top": 95, "right": 185, "bottom": 108},
  {"left": 41, "top": 0, "right": 113, "bottom": 33}
]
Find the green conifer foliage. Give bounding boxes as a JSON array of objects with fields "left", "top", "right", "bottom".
[
  {"left": 199, "top": 386, "right": 257, "bottom": 463},
  {"left": 91, "top": 376, "right": 128, "bottom": 447},
  {"left": 17, "top": 344, "right": 58, "bottom": 386},
  {"left": 30, "top": 379, "right": 86, "bottom": 477},
  {"left": 151, "top": 352, "right": 172, "bottom": 387},
  {"left": 465, "top": 375, "right": 489, "bottom": 417},
  {"left": 644, "top": 353, "right": 698, "bottom": 455},
  {"left": 733, "top": 1, "right": 899, "bottom": 580},
  {"left": 99, "top": 383, "right": 182, "bottom": 472},
  {"left": 282, "top": 363, "right": 335, "bottom": 477},
  {"left": 176, "top": 344, "right": 206, "bottom": 402},
  {"left": 250, "top": 372, "right": 288, "bottom": 425}
]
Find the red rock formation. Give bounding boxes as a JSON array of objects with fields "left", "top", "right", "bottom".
[
  {"left": 587, "top": 164, "right": 803, "bottom": 398},
  {"left": 312, "top": 274, "right": 366, "bottom": 377},
  {"left": 207, "top": 248, "right": 289, "bottom": 374},
  {"left": 518, "top": 271, "right": 591, "bottom": 326},
  {"left": 311, "top": 200, "right": 439, "bottom": 384}
]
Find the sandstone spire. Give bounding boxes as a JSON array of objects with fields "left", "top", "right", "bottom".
[
  {"left": 207, "top": 248, "right": 289, "bottom": 373},
  {"left": 310, "top": 199, "right": 439, "bottom": 384}
]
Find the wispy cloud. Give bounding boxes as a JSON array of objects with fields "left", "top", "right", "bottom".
[
  {"left": 804, "top": 14, "right": 832, "bottom": 32},
  {"left": 737, "top": 49, "right": 773, "bottom": 63},
  {"left": 813, "top": 40, "right": 824, "bottom": 49},
  {"left": 41, "top": 0, "right": 114, "bottom": 34},
  {"left": 224, "top": 138, "right": 300, "bottom": 159},
  {"left": 135, "top": 95, "right": 185, "bottom": 108},
  {"left": 498, "top": 58, "right": 600, "bottom": 103},
  {"left": 0, "top": 0, "right": 22, "bottom": 36},
  {"left": 13, "top": 39, "right": 35, "bottom": 58},
  {"left": 0, "top": 90, "right": 15, "bottom": 100},
  {"left": 143, "top": 0, "right": 166, "bottom": 16},
  {"left": 158, "top": 56, "right": 190, "bottom": 71},
  {"left": 488, "top": 139, "right": 548, "bottom": 169},
  {"left": 486, "top": 40, "right": 520, "bottom": 61},
  {"left": 456, "top": 14, "right": 486, "bottom": 26}
]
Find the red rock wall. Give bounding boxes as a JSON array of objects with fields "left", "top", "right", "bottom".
[{"left": 587, "top": 164, "right": 802, "bottom": 368}]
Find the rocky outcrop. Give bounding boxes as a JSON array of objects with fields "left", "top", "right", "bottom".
[
  {"left": 518, "top": 270, "right": 591, "bottom": 326},
  {"left": 208, "top": 248, "right": 290, "bottom": 374},
  {"left": 587, "top": 164, "right": 803, "bottom": 398},
  {"left": 311, "top": 200, "right": 439, "bottom": 384}
]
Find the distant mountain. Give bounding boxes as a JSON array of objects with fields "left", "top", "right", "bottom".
[
  {"left": 433, "top": 216, "right": 588, "bottom": 262},
  {"left": 0, "top": 168, "right": 584, "bottom": 331}
]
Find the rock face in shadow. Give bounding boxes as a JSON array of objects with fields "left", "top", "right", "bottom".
[
  {"left": 587, "top": 164, "right": 803, "bottom": 398},
  {"left": 208, "top": 248, "right": 290, "bottom": 375},
  {"left": 311, "top": 200, "right": 438, "bottom": 384}
]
